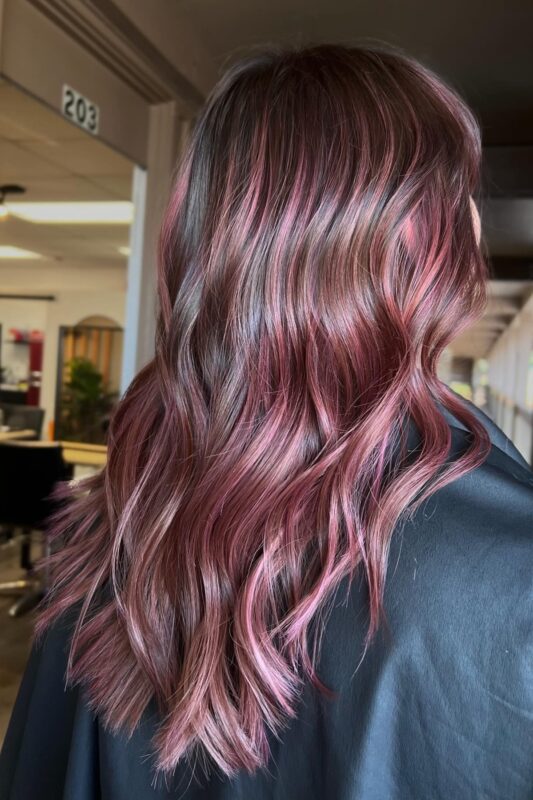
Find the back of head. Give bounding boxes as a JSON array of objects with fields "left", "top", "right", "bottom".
[{"left": 36, "top": 44, "right": 490, "bottom": 778}]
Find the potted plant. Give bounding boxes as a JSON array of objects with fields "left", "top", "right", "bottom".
[{"left": 58, "top": 357, "right": 117, "bottom": 444}]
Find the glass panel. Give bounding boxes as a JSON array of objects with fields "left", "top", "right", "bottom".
[{"left": 55, "top": 325, "right": 123, "bottom": 444}]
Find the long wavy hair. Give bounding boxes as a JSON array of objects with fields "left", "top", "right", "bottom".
[{"left": 35, "top": 44, "right": 490, "bottom": 778}]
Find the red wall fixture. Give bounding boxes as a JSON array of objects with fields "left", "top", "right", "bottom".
[{"left": 27, "top": 335, "right": 44, "bottom": 406}]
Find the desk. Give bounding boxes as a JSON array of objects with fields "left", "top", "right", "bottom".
[
  {"left": 0, "top": 429, "right": 36, "bottom": 442},
  {"left": 0, "top": 438, "right": 107, "bottom": 469},
  {"left": 59, "top": 441, "right": 107, "bottom": 467}
]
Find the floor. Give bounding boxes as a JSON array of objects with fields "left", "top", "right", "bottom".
[{"left": 0, "top": 533, "right": 39, "bottom": 745}]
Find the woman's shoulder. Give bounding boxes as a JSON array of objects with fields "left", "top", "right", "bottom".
[
  {"left": 382, "top": 400, "right": 533, "bottom": 651},
  {"left": 443, "top": 397, "right": 533, "bottom": 546},
  {"left": 443, "top": 395, "right": 532, "bottom": 478}
]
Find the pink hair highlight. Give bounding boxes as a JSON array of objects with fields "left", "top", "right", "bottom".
[{"left": 34, "top": 45, "right": 490, "bottom": 778}]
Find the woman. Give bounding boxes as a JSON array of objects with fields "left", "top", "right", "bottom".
[{"left": 1, "top": 44, "right": 532, "bottom": 800}]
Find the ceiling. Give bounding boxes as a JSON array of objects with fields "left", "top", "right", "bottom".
[
  {"left": 178, "top": 0, "right": 533, "bottom": 145},
  {"left": 451, "top": 281, "right": 532, "bottom": 359},
  {"left": 0, "top": 78, "right": 133, "bottom": 281}
]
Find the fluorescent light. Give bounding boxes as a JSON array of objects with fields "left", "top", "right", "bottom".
[
  {"left": 6, "top": 201, "right": 133, "bottom": 224},
  {"left": 0, "top": 246, "right": 43, "bottom": 259},
  {"left": 118, "top": 245, "right": 131, "bottom": 256}
]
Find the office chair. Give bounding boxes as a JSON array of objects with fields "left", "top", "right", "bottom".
[
  {"left": 0, "top": 441, "right": 72, "bottom": 616},
  {"left": 0, "top": 390, "right": 27, "bottom": 405}
]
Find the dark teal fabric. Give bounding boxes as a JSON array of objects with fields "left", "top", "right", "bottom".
[{"left": 1, "top": 400, "right": 532, "bottom": 799}]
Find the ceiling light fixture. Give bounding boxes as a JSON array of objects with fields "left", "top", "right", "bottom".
[
  {"left": 0, "top": 246, "right": 43, "bottom": 259},
  {"left": 118, "top": 245, "right": 131, "bottom": 256},
  {"left": 6, "top": 201, "right": 134, "bottom": 225}
]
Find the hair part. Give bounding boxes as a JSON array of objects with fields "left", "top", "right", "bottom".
[{"left": 35, "top": 44, "right": 490, "bottom": 779}]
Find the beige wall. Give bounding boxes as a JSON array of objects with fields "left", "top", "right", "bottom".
[
  {"left": 0, "top": 0, "right": 215, "bottom": 165},
  {"left": 111, "top": 0, "right": 217, "bottom": 95},
  {"left": 0, "top": 0, "right": 150, "bottom": 164},
  {"left": 0, "top": 262, "right": 126, "bottom": 293}
]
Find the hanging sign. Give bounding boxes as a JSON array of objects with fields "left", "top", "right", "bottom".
[{"left": 61, "top": 85, "right": 99, "bottom": 135}]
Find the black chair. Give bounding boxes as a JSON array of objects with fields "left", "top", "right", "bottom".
[
  {"left": 0, "top": 403, "right": 44, "bottom": 438},
  {"left": 0, "top": 442, "right": 72, "bottom": 616},
  {"left": 0, "top": 390, "right": 27, "bottom": 405}
]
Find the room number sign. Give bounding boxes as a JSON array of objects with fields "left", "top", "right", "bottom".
[{"left": 61, "top": 85, "right": 100, "bottom": 135}]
